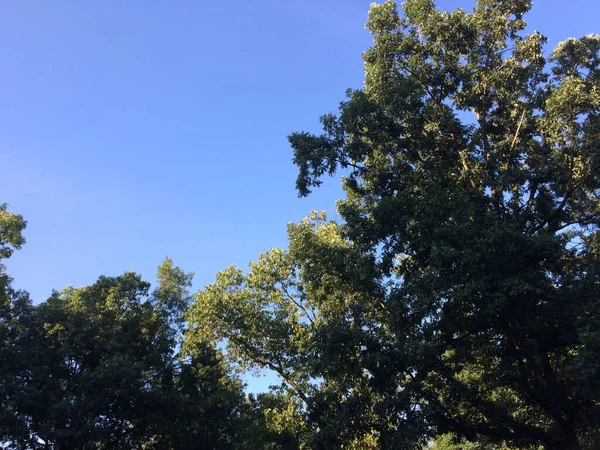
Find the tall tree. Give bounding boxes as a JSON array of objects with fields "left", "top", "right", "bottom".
[
  {"left": 287, "top": 1, "right": 600, "bottom": 449},
  {"left": 1, "top": 256, "right": 250, "bottom": 449},
  {"left": 188, "top": 213, "right": 399, "bottom": 448}
]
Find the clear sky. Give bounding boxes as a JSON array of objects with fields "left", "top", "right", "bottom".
[{"left": 2, "top": 0, "right": 598, "bottom": 390}]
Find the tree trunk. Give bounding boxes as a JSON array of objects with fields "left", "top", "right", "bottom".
[{"left": 546, "top": 422, "right": 581, "bottom": 450}]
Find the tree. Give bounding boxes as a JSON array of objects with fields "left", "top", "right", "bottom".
[
  {"left": 0, "top": 204, "right": 33, "bottom": 446},
  {"left": 286, "top": 1, "right": 600, "bottom": 449},
  {"left": 0, "top": 202, "right": 26, "bottom": 304},
  {"left": 187, "top": 213, "right": 386, "bottom": 448},
  {"left": 187, "top": 242, "right": 320, "bottom": 447},
  {"left": 0, "top": 255, "right": 251, "bottom": 449}
]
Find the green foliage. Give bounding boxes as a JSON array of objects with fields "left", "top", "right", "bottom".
[
  {"left": 0, "top": 204, "right": 31, "bottom": 445},
  {"left": 0, "top": 203, "right": 26, "bottom": 306},
  {"left": 0, "top": 204, "right": 319, "bottom": 449},
  {"left": 0, "top": 203, "right": 26, "bottom": 261},
  {"left": 153, "top": 257, "right": 194, "bottom": 336},
  {"left": 429, "top": 433, "right": 536, "bottom": 450},
  {"left": 0, "top": 254, "right": 253, "bottom": 449},
  {"left": 288, "top": 1, "right": 600, "bottom": 449},
  {"left": 187, "top": 212, "right": 388, "bottom": 447},
  {"left": 29, "top": 272, "right": 171, "bottom": 448},
  {"left": 2, "top": 1, "right": 600, "bottom": 449},
  {"left": 234, "top": 392, "right": 313, "bottom": 449},
  {"left": 0, "top": 289, "right": 35, "bottom": 448},
  {"left": 188, "top": 245, "right": 316, "bottom": 399}
]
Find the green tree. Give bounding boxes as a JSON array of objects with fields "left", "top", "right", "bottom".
[
  {"left": 0, "top": 204, "right": 33, "bottom": 446},
  {"left": 187, "top": 240, "right": 320, "bottom": 448},
  {"left": 0, "top": 203, "right": 26, "bottom": 259},
  {"left": 188, "top": 213, "right": 395, "bottom": 448},
  {"left": 0, "top": 203, "right": 26, "bottom": 304},
  {"left": 188, "top": 244, "right": 318, "bottom": 406},
  {"left": 287, "top": 1, "right": 600, "bottom": 449},
  {"left": 1, "top": 256, "right": 250, "bottom": 449}
]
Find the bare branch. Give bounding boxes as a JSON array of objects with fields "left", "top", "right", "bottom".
[{"left": 509, "top": 109, "right": 527, "bottom": 153}]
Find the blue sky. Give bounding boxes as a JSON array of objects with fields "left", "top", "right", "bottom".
[{"left": 2, "top": 0, "right": 598, "bottom": 391}]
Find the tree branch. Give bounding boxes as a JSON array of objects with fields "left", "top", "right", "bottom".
[
  {"left": 530, "top": 176, "right": 589, "bottom": 234},
  {"left": 509, "top": 109, "right": 526, "bottom": 153},
  {"left": 281, "top": 284, "right": 316, "bottom": 325}
]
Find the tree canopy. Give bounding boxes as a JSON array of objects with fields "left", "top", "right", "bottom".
[
  {"left": 286, "top": 0, "right": 600, "bottom": 448},
  {"left": 0, "top": 205, "right": 303, "bottom": 449},
  {"left": 192, "top": 0, "right": 600, "bottom": 448}
]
